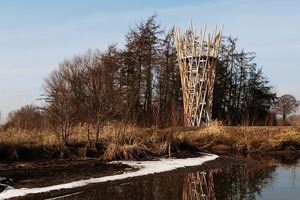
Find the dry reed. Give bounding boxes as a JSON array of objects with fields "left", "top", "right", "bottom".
[
  {"left": 1, "top": 123, "right": 300, "bottom": 161},
  {"left": 0, "top": 128, "right": 59, "bottom": 148}
]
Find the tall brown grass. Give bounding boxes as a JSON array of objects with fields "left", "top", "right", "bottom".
[
  {"left": 0, "top": 128, "right": 59, "bottom": 148},
  {"left": 99, "top": 122, "right": 179, "bottom": 160},
  {"left": 1, "top": 122, "right": 300, "bottom": 161},
  {"left": 176, "top": 125, "right": 300, "bottom": 152}
]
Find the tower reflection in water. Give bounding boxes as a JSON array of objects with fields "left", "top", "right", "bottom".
[{"left": 183, "top": 170, "right": 219, "bottom": 200}]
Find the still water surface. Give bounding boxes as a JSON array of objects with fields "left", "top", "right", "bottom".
[{"left": 56, "top": 156, "right": 300, "bottom": 200}]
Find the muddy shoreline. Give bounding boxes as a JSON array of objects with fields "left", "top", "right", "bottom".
[
  {"left": 0, "top": 159, "right": 132, "bottom": 189},
  {"left": 1, "top": 155, "right": 255, "bottom": 200}
]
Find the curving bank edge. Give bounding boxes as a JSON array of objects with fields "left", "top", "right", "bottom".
[{"left": 0, "top": 153, "right": 218, "bottom": 199}]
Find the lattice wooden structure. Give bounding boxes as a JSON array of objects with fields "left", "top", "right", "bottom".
[{"left": 174, "top": 23, "right": 222, "bottom": 126}]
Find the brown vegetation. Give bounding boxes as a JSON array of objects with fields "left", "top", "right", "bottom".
[
  {"left": 177, "top": 124, "right": 300, "bottom": 153},
  {"left": 1, "top": 122, "right": 300, "bottom": 162}
]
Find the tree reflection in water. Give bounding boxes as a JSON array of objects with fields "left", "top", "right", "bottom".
[{"left": 213, "top": 163, "right": 277, "bottom": 200}]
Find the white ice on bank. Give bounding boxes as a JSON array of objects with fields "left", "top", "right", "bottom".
[{"left": 0, "top": 153, "right": 218, "bottom": 199}]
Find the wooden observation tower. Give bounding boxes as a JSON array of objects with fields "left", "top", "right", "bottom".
[{"left": 174, "top": 23, "right": 222, "bottom": 126}]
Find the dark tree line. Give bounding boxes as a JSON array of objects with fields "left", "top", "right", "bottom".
[
  {"left": 213, "top": 37, "right": 276, "bottom": 125},
  {"left": 5, "top": 15, "right": 277, "bottom": 139}
]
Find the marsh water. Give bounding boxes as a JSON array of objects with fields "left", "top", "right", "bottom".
[{"left": 53, "top": 155, "right": 300, "bottom": 200}]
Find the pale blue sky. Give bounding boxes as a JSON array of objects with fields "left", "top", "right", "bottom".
[{"left": 1, "top": 0, "right": 300, "bottom": 121}]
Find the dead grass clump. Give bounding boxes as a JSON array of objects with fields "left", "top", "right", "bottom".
[
  {"left": 233, "top": 126, "right": 300, "bottom": 152},
  {"left": 67, "top": 125, "right": 90, "bottom": 144},
  {"left": 103, "top": 143, "right": 147, "bottom": 160},
  {"left": 152, "top": 127, "right": 206, "bottom": 154},
  {"left": 268, "top": 130, "right": 300, "bottom": 151},
  {"left": 100, "top": 122, "right": 194, "bottom": 160},
  {"left": 99, "top": 122, "right": 150, "bottom": 160},
  {"left": 177, "top": 125, "right": 238, "bottom": 149}
]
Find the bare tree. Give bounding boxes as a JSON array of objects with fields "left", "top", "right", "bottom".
[
  {"left": 6, "top": 104, "right": 45, "bottom": 130},
  {"left": 82, "top": 47, "right": 121, "bottom": 143},
  {"left": 42, "top": 47, "right": 122, "bottom": 144},
  {"left": 43, "top": 63, "right": 79, "bottom": 142},
  {"left": 272, "top": 94, "right": 300, "bottom": 125}
]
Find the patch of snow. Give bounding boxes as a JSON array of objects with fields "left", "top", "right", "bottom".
[{"left": 0, "top": 153, "right": 218, "bottom": 199}]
